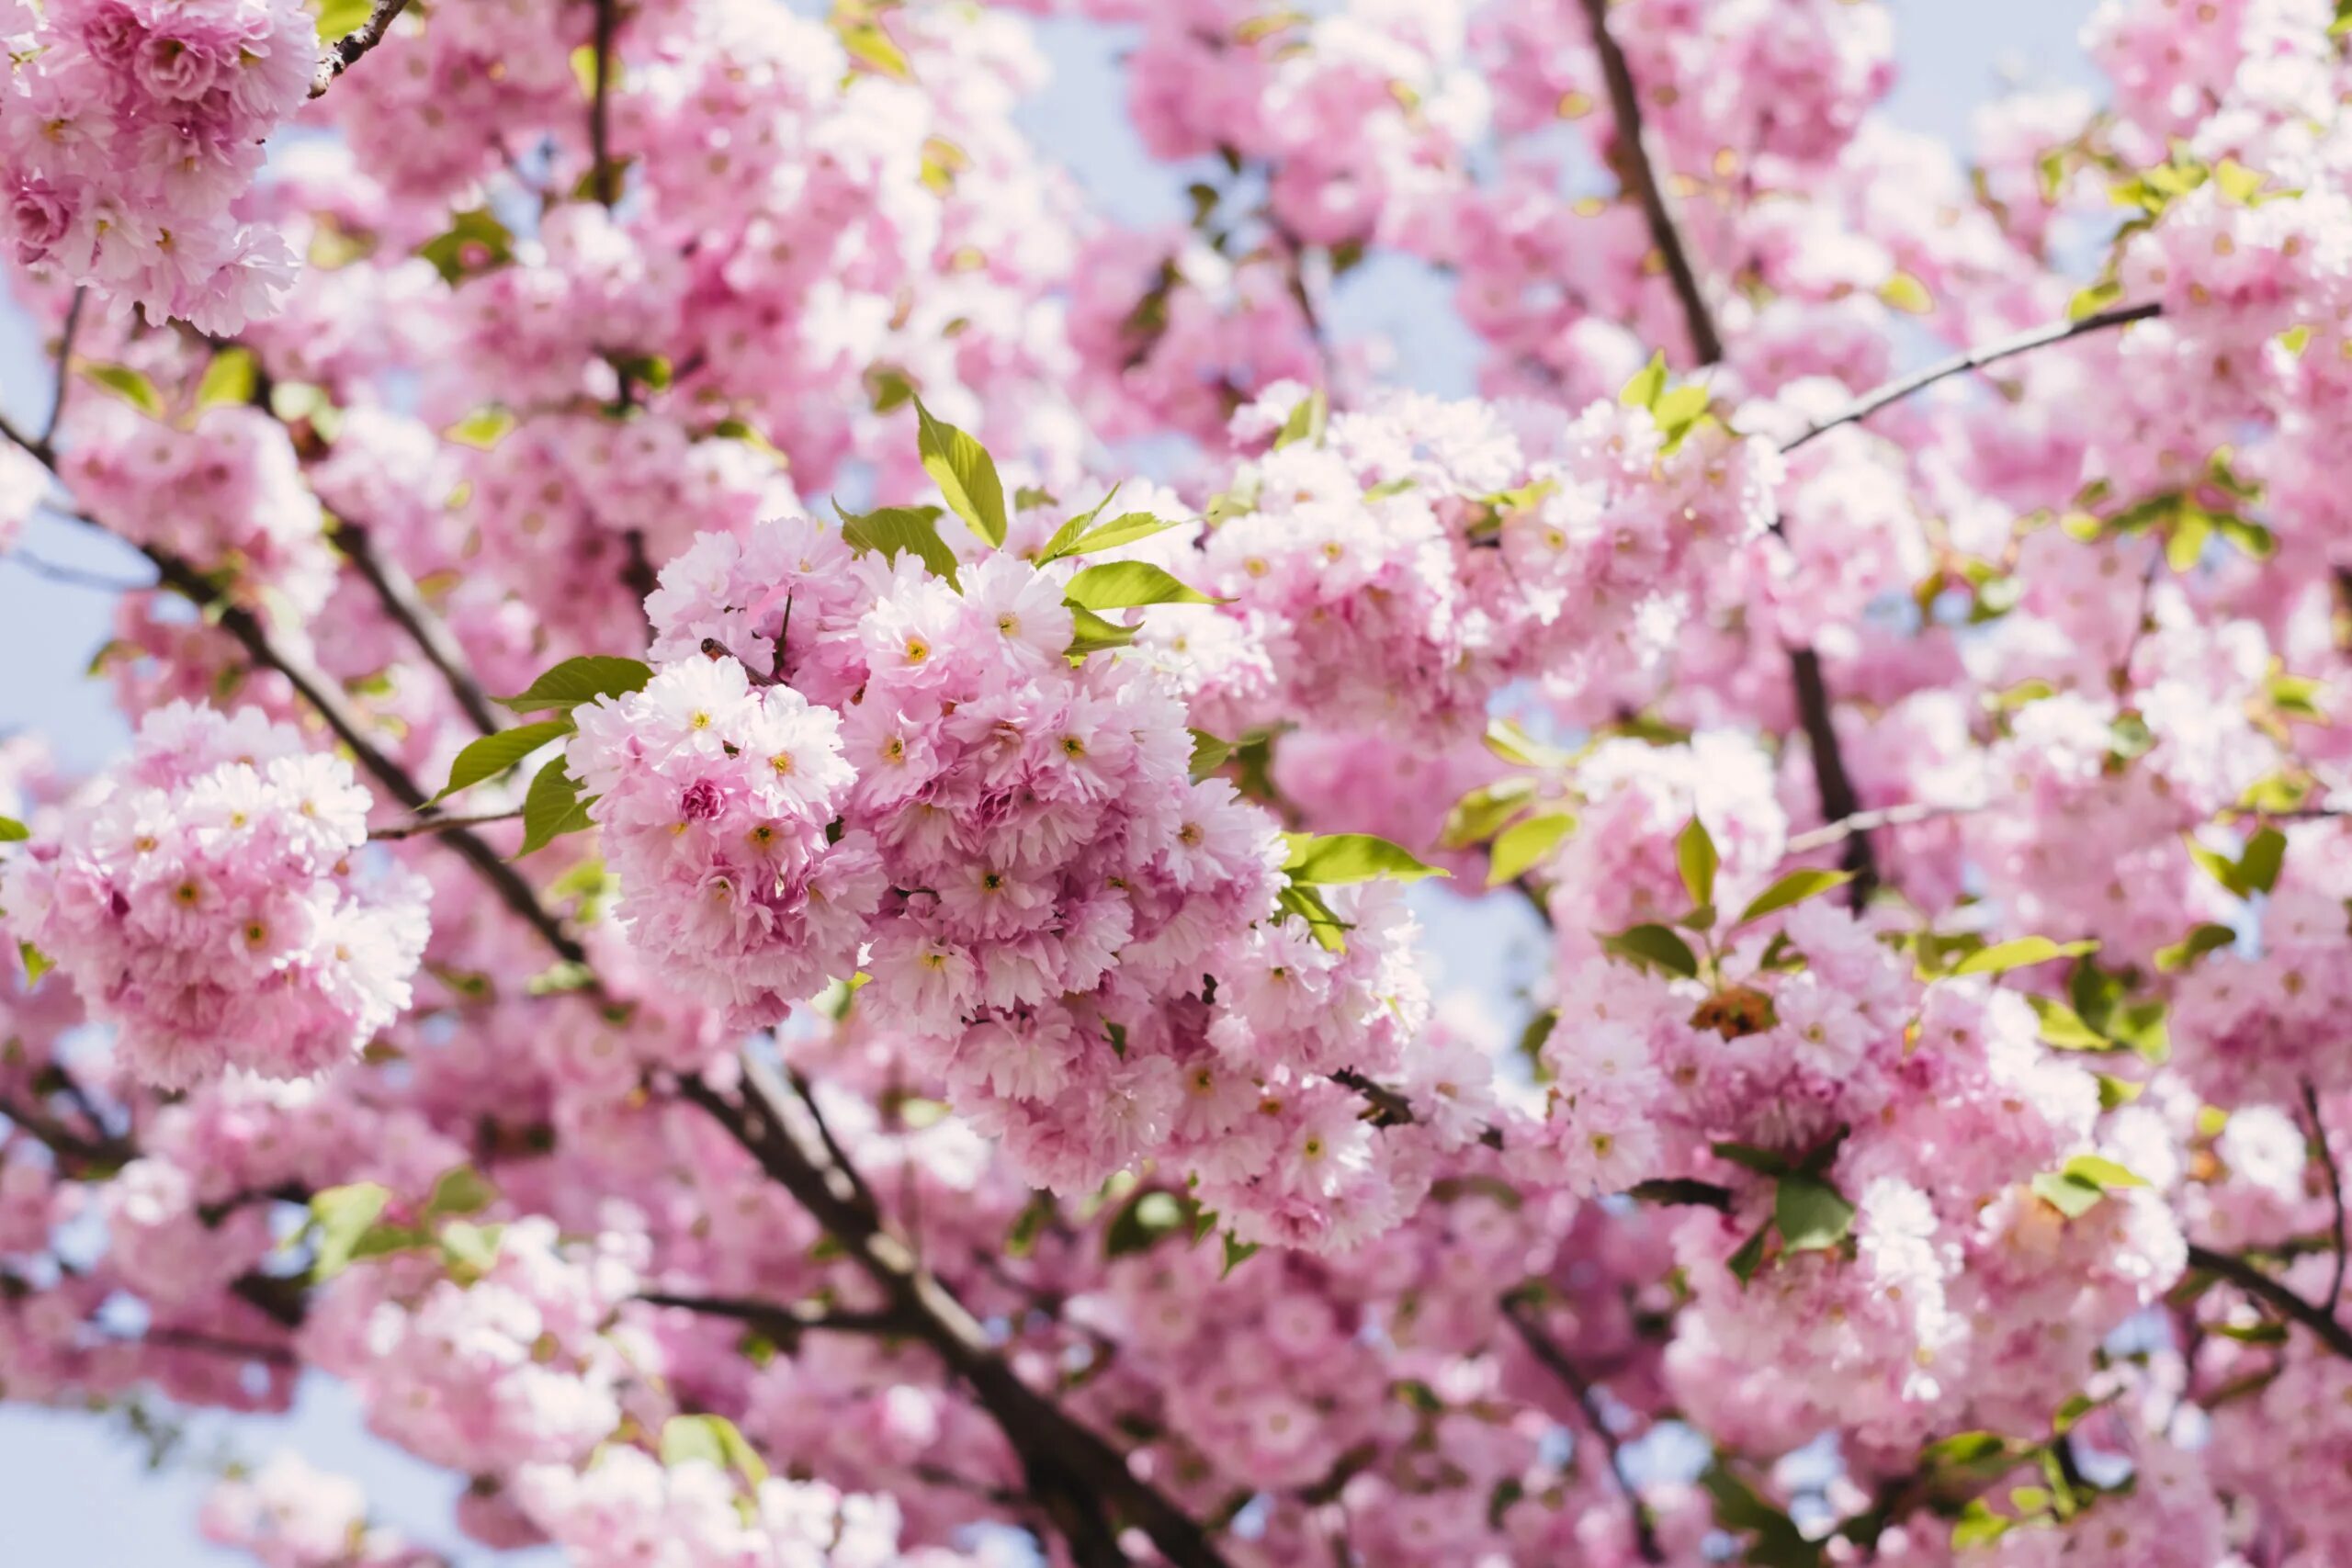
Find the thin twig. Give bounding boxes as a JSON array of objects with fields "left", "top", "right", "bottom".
[
  {"left": 1781, "top": 303, "right": 2162, "bottom": 454},
  {"left": 1783, "top": 800, "right": 1986, "bottom": 855},
  {"left": 2185, "top": 1242, "right": 2352, "bottom": 1362},
  {"left": 1, "top": 549, "right": 148, "bottom": 594},
  {"left": 136, "top": 1325, "right": 299, "bottom": 1367},
  {"left": 41, "top": 288, "right": 85, "bottom": 449},
  {"left": 2303, "top": 1080, "right": 2347, "bottom": 1312},
  {"left": 336, "top": 523, "right": 502, "bottom": 736},
  {"left": 310, "top": 0, "right": 414, "bottom": 97},
  {"left": 785, "top": 1065, "right": 881, "bottom": 1221},
  {"left": 368, "top": 807, "right": 526, "bottom": 842},
  {"left": 1501, "top": 1293, "right": 1664, "bottom": 1564},
  {"left": 636, "top": 1292, "right": 915, "bottom": 1340}
]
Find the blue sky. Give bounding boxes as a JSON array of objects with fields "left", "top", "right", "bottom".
[{"left": 0, "top": 3, "right": 2098, "bottom": 1561}]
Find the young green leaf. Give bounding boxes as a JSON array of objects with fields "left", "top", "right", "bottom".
[
  {"left": 660, "top": 1414, "right": 770, "bottom": 1484},
  {"left": 18, "top": 941, "right": 52, "bottom": 987},
  {"left": 495, "top": 656, "right": 652, "bottom": 713},
  {"left": 1188, "top": 729, "right": 1232, "bottom": 781},
  {"left": 194, "top": 347, "right": 259, "bottom": 412},
  {"left": 310, "top": 1182, "right": 392, "bottom": 1280},
  {"left": 1949, "top": 936, "right": 2098, "bottom": 976},
  {"left": 1487, "top": 810, "right": 1574, "bottom": 886},
  {"left": 1281, "top": 832, "right": 1446, "bottom": 885},
  {"left": 1676, "top": 816, "right": 1718, "bottom": 908},
  {"left": 1619, "top": 351, "right": 1668, "bottom": 411},
  {"left": 1600, "top": 923, "right": 1700, "bottom": 979},
  {"left": 839, "top": 503, "right": 962, "bottom": 587},
  {"left": 85, "top": 364, "right": 164, "bottom": 418},
  {"left": 1275, "top": 884, "right": 1352, "bottom": 953},
  {"left": 1775, "top": 1173, "right": 1857, "bottom": 1253},
  {"left": 1052, "top": 512, "right": 1182, "bottom": 560},
  {"left": 0, "top": 816, "right": 27, "bottom": 842},
  {"left": 435, "top": 719, "right": 573, "bottom": 802},
  {"left": 2025, "top": 995, "right": 2114, "bottom": 1052},
  {"left": 518, "top": 759, "right": 595, "bottom": 856},
  {"left": 1734, "top": 869, "right": 1854, "bottom": 927},
  {"left": 913, "top": 398, "right": 1008, "bottom": 547},
  {"left": 423, "top": 1166, "right": 496, "bottom": 1219},
  {"left": 2030, "top": 1169, "right": 2106, "bottom": 1219},
  {"left": 1063, "top": 560, "right": 1220, "bottom": 611},
  {"left": 1066, "top": 606, "right": 1137, "bottom": 658},
  {"left": 1273, "top": 388, "right": 1328, "bottom": 449}
]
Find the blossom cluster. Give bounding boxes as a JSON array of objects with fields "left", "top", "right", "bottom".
[{"left": 1, "top": 702, "right": 427, "bottom": 1086}]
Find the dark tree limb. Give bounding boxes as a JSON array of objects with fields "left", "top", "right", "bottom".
[
  {"left": 2303, "top": 1080, "right": 2348, "bottom": 1312},
  {"left": 336, "top": 524, "right": 503, "bottom": 736},
  {"left": 2185, "top": 1243, "right": 2352, "bottom": 1362},
  {"left": 1502, "top": 1293, "right": 1663, "bottom": 1564}
]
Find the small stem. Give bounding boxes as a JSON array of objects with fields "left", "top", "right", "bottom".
[
  {"left": 1, "top": 549, "right": 148, "bottom": 594},
  {"left": 41, "top": 288, "right": 85, "bottom": 449},
  {"left": 1787, "top": 646, "right": 1878, "bottom": 905},
  {"left": 368, "top": 807, "right": 526, "bottom": 842},
  {"left": 2302, "top": 1080, "right": 2347, "bottom": 1312},
  {"left": 1783, "top": 800, "right": 1985, "bottom": 855},
  {"left": 636, "top": 1292, "right": 914, "bottom": 1340}
]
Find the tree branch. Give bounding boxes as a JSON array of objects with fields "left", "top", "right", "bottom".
[
  {"left": 310, "top": 0, "right": 414, "bottom": 97},
  {"left": 2185, "top": 1242, "right": 2352, "bottom": 1363},
  {"left": 1781, "top": 302, "right": 2162, "bottom": 455},
  {"left": 637, "top": 1292, "right": 917, "bottom": 1342},
  {"left": 1576, "top": 0, "right": 1722, "bottom": 364},
  {"left": 589, "top": 0, "right": 621, "bottom": 209},
  {"left": 1501, "top": 1293, "right": 1663, "bottom": 1564},
  {"left": 336, "top": 524, "right": 502, "bottom": 737},
  {"left": 1787, "top": 646, "right": 1877, "bottom": 905},
  {"left": 1331, "top": 1068, "right": 1506, "bottom": 1150},
  {"left": 1783, "top": 799, "right": 1984, "bottom": 855},
  {"left": 2304, "top": 1080, "right": 2347, "bottom": 1312},
  {"left": 679, "top": 1055, "right": 1232, "bottom": 1568},
  {"left": 368, "top": 807, "right": 526, "bottom": 841},
  {"left": 41, "top": 288, "right": 85, "bottom": 450}
]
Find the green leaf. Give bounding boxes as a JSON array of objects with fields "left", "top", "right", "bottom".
[
  {"left": 416, "top": 209, "right": 516, "bottom": 285},
  {"left": 310, "top": 1182, "right": 392, "bottom": 1280},
  {"left": 1600, "top": 923, "right": 1700, "bottom": 979},
  {"left": 1676, "top": 816, "right": 1718, "bottom": 909},
  {"left": 2062, "top": 1154, "right": 2147, "bottom": 1190},
  {"left": 913, "top": 398, "right": 1008, "bottom": 548},
  {"left": 194, "top": 347, "right": 258, "bottom": 412},
  {"left": 1275, "top": 885, "right": 1352, "bottom": 952},
  {"left": 0, "top": 817, "right": 27, "bottom": 842},
  {"left": 2185, "top": 835, "right": 2247, "bottom": 896},
  {"left": 1725, "top": 1225, "right": 1770, "bottom": 1286},
  {"left": 1281, "top": 832, "right": 1446, "bottom": 885},
  {"left": 1775, "top": 1174, "right": 1857, "bottom": 1253},
  {"left": 2067, "top": 278, "right": 2126, "bottom": 321},
  {"left": 424, "top": 1167, "right": 495, "bottom": 1219},
  {"left": 2154, "top": 922, "right": 2236, "bottom": 973},
  {"left": 19, "top": 940, "right": 54, "bottom": 987},
  {"left": 1188, "top": 729, "right": 1232, "bottom": 781},
  {"left": 1951, "top": 1500, "right": 2015, "bottom": 1549},
  {"left": 435, "top": 719, "right": 573, "bottom": 802},
  {"left": 314, "top": 0, "right": 373, "bottom": 40},
  {"left": 444, "top": 406, "right": 515, "bottom": 449},
  {"left": 84, "top": 364, "right": 164, "bottom": 418},
  {"left": 1950, "top": 936, "right": 2098, "bottom": 976},
  {"left": 2030, "top": 1169, "right": 2106, "bottom": 1219},
  {"left": 1734, "top": 869, "right": 1854, "bottom": 927},
  {"left": 837, "top": 19, "right": 912, "bottom": 79},
  {"left": 1057, "top": 511, "right": 1183, "bottom": 559},
  {"left": 437, "top": 1220, "right": 504, "bottom": 1281},
  {"left": 1273, "top": 388, "right": 1328, "bottom": 449},
  {"left": 2238, "top": 826, "right": 2286, "bottom": 895},
  {"left": 1712, "top": 1142, "right": 1792, "bottom": 1176},
  {"left": 1877, "top": 271, "right": 1933, "bottom": 314},
  {"left": 660, "top": 1415, "right": 769, "bottom": 1485},
  {"left": 1923, "top": 1431, "right": 2014, "bottom": 1468},
  {"left": 1483, "top": 717, "right": 1572, "bottom": 770},
  {"left": 1105, "top": 1189, "right": 1196, "bottom": 1258},
  {"left": 1442, "top": 778, "right": 1541, "bottom": 849},
  {"left": 1487, "top": 810, "right": 1573, "bottom": 886},
  {"left": 1220, "top": 1233, "right": 1261, "bottom": 1278},
  {"left": 1065, "top": 606, "right": 1137, "bottom": 658},
  {"left": 2026, "top": 995, "right": 2115, "bottom": 1052},
  {"left": 518, "top": 759, "right": 594, "bottom": 857},
  {"left": 839, "top": 503, "right": 962, "bottom": 587},
  {"left": 495, "top": 657, "right": 653, "bottom": 714},
  {"left": 1063, "top": 560, "right": 1220, "bottom": 611},
  {"left": 1619, "top": 351, "right": 1668, "bottom": 411}
]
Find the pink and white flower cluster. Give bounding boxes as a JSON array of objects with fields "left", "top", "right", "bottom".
[{"left": 0, "top": 701, "right": 427, "bottom": 1086}]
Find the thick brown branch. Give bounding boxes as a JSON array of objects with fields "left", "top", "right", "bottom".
[
  {"left": 1577, "top": 0, "right": 1722, "bottom": 364},
  {"left": 637, "top": 1292, "right": 917, "bottom": 1341},
  {"left": 2185, "top": 1243, "right": 2352, "bottom": 1362},
  {"left": 337, "top": 524, "right": 502, "bottom": 736},
  {"left": 680, "top": 1057, "right": 1232, "bottom": 1568},
  {"left": 310, "top": 0, "right": 414, "bottom": 97},
  {"left": 1502, "top": 1294, "right": 1663, "bottom": 1564},
  {"left": 1781, "top": 302, "right": 2162, "bottom": 455},
  {"left": 589, "top": 0, "right": 621, "bottom": 209}
]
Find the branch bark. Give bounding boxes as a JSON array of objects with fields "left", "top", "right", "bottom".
[
  {"left": 336, "top": 524, "right": 503, "bottom": 737},
  {"left": 680, "top": 1056, "right": 1233, "bottom": 1568},
  {"left": 1501, "top": 1293, "right": 1663, "bottom": 1564},
  {"left": 2185, "top": 1243, "right": 2352, "bottom": 1362},
  {"left": 311, "top": 0, "right": 414, "bottom": 97}
]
